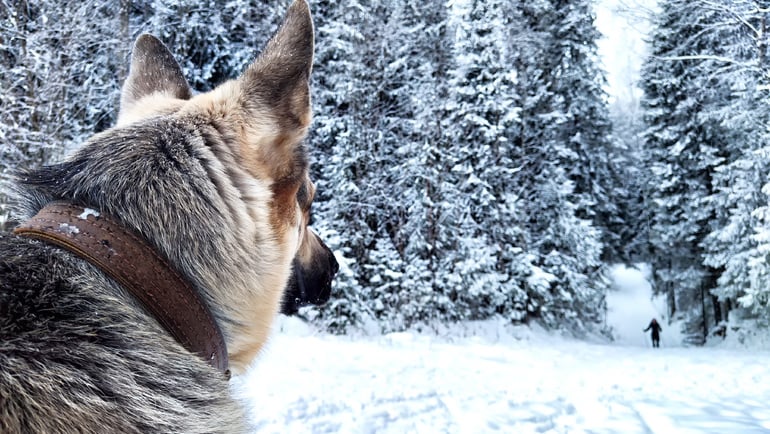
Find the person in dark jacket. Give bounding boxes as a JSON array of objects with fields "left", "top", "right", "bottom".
[{"left": 644, "top": 318, "right": 663, "bottom": 348}]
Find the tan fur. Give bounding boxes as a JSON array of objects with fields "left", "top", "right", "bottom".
[
  {"left": 110, "top": 1, "right": 317, "bottom": 373},
  {"left": 106, "top": 0, "right": 320, "bottom": 373},
  {"left": 117, "top": 93, "right": 187, "bottom": 127},
  {"left": 172, "top": 84, "right": 310, "bottom": 372},
  {"left": 113, "top": 77, "right": 298, "bottom": 374}
]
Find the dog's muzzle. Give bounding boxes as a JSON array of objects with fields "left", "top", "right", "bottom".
[{"left": 281, "top": 244, "right": 338, "bottom": 315}]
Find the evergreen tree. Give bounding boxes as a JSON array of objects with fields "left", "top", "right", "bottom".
[
  {"left": 0, "top": 0, "right": 127, "bottom": 225},
  {"left": 700, "top": 2, "right": 770, "bottom": 321},
  {"left": 608, "top": 98, "right": 649, "bottom": 262},
  {"left": 299, "top": 0, "right": 381, "bottom": 330},
  {"left": 439, "top": 0, "right": 523, "bottom": 321},
  {"left": 0, "top": 0, "right": 633, "bottom": 337},
  {"left": 134, "top": 0, "right": 282, "bottom": 91},
  {"left": 640, "top": 0, "right": 735, "bottom": 343},
  {"left": 542, "top": 0, "right": 621, "bottom": 263},
  {"left": 511, "top": 0, "right": 609, "bottom": 332}
]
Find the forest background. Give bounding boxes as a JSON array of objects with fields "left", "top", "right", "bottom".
[{"left": 2, "top": 0, "right": 769, "bottom": 345}]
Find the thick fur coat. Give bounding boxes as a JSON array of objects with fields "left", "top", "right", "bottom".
[{"left": 0, "top": 1, "right": 337, "bottom": 432}]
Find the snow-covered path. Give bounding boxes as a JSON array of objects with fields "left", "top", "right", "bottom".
[
  {"left": 235, "top": 265, "right": 770, "bottom": 433},
  {"left": 235, "top": 321, "right": 770, "bottom": 433}
]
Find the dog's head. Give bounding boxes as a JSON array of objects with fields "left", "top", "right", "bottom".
[{"left": 113, "top": 0, "right": 336, "bottom": 371}]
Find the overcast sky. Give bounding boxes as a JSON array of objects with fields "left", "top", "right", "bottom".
[{"left": 594, "top": 0, "right": 659, "bottom": 105}]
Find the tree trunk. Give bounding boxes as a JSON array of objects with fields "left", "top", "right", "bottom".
[
  {"left": 700, "top": 283, "right": 708, "bottom": 341},
  {"left": 711, "top": 294, "right": 722, "bottom": 323}
]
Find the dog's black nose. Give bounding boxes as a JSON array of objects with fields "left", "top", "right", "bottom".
[
  {"left": 323, "top": 243, "right": 339, "bottom": 276},
  {"left": 330, "top": 253, "right": 339, "bottom": 276}
]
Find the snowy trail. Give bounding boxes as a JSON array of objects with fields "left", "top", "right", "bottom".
[
  {"left": 234, "top": 321, "right": 770, "bottom": 434},
  {"left": 605, "top": 264, "right": 683, "bottom": 348},
  {"left": 234, "top": 265, "right": 770, "bottom": 433}
]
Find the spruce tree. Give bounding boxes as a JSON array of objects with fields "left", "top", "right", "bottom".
[
  {"left": 0, "top": 0, "right": 128, "bottom": 226},
  {"left": 700, "top": 2, "right": 770, "bottom": 320},
  {"left": 511, "top": 0, "right": 609, "bottom": 332},
  {"left": 640, "top": 0, "right": 734, "bottom": 342}
]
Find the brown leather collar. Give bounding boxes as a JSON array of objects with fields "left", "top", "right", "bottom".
[{"left": 14, "top": 202, "right": 230, "bottom": 378}]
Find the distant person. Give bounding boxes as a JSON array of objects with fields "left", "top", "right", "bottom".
[{"left": 644, "top": 318, "right": 662, "bottom": 348}]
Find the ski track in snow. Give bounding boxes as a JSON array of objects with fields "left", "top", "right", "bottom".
[{"left": 234, "top": 323, "right": 770, "bottom": 434}]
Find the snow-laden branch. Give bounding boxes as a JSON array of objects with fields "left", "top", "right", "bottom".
[
  {"left": 657, "top": 54, "right": 754, "bottom": 67},
  {"left": 698, "top": 0, "right": 761, "bottom": 37}
]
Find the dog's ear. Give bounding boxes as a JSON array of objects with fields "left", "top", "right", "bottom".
[
  {"left": 239, "top": 0, "right": 314, "bottom": 133},
  {"left": 119, "top": 34, "right": 192, "bottom": 118}
]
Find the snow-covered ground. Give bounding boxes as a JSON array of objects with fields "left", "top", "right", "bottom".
[
  {"left": 606, "top": 264, "right": 683, "bottom": 347},
  {"left": 235, "top": 266, "right": 770, "bottom": 433},
  {"left": 234, "top": 5, "right": 770, "bottom": 432}
]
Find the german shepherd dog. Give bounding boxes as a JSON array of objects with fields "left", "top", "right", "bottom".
[{"left": 0, "top": 1, "right": 337, "bottom": 432}]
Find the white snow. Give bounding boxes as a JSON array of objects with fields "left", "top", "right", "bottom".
[
  {"left": 235, "top": 265, "right": 770, "bottom": 433},
  {"left": 78, "top": 208, "right": 100, "bottom": 220},
  {"left": 58, "top": 223, "right": 80, "bottom": 235}
]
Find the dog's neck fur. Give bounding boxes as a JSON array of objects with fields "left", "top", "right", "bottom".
[
  {"left": 15, "top": 117, "right": 289, "bottom": 373},
  {"left": 14, "top": 202, "right": 230, "bottom": 377}
]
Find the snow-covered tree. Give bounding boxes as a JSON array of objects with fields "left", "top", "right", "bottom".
[
  {"left": 0, "top": 0, "right": 630, "bottom": 338},
  {"left": 509, "top": 0, "right": 610, "bottom": 332},
  {"left": 438, "top": 0, "right": 524, "bottom": 321},
  {"left": 640, "top": 0, "right": 755, "bottom": 342},
  {"left": 699, "top": 2, "right": 770, "bottom": 322},
  {"left": 0, "top": 0, "right": 128, "bottom": 224}
]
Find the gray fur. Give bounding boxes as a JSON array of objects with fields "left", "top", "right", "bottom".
[
  {"left": 0, "top": 235, "right": 245, "bottom": 433},
  {"left": 0, "top": 1, "right": 335, "bottom": 432},
  {"left": 120, "top": 34, "right": 193, "bottom": 110}
]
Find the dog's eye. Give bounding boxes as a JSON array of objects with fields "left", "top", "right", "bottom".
[
  {"left": 296, "top": 182, "right": 312, "bottom": 211},
  {"left": 297, "top": 184, "right": 307, "bottom": 206},
  {"left": 298, "top": 180, "right": 316, "bottom": 213}
]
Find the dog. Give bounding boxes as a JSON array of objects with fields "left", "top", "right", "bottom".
[{"left": 0, "top": 0, "right": 337, "bottom": 432}]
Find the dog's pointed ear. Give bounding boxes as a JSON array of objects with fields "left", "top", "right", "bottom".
[
  {"left": 119, "top": 34, "right": 192, "bottom": 117},
  {"left": 240, "top": 0, "right": 314, "bottom": 131}
]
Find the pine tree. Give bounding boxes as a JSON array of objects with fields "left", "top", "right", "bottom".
[
  {"left": 438, "top": 0, "right": 523, "bottom": 321},
  {"left": 1, "top": 0, "right": 636, "bottom": 337},
  {"left": 510, "top": 0, "right": 609, "bottom": 332},
  {"left": 700, "top": 2, "right": 770, "bottom": 321},
  {"left": 0, "top": 0, "right": 128, "bottom": 226},
  {"left": 542, "top": 0, "right": 620, "bottom": 263},
  {"left": 134, "top": 0, "right": 283, "bottom": 91},
  {"left": 640, "top": 0, "right": 736, "bottom": 343}
]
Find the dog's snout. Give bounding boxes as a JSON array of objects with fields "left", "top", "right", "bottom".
[
  {"left": 328, "top": 246, "right": 339, "bottom": 276},
  {"left": 316, "top": 248, "right": 337, "bottom": 304},
  {"left": 280, "top": 242, "right": 337, "bottom": 315}
]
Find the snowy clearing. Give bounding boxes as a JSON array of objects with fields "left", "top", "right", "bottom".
[
  {"left": 235, "top": 321, "right": 770, "bottom": 433},
  {"left": 234, "top": 266, "right": 770, "bottom": 433}
]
